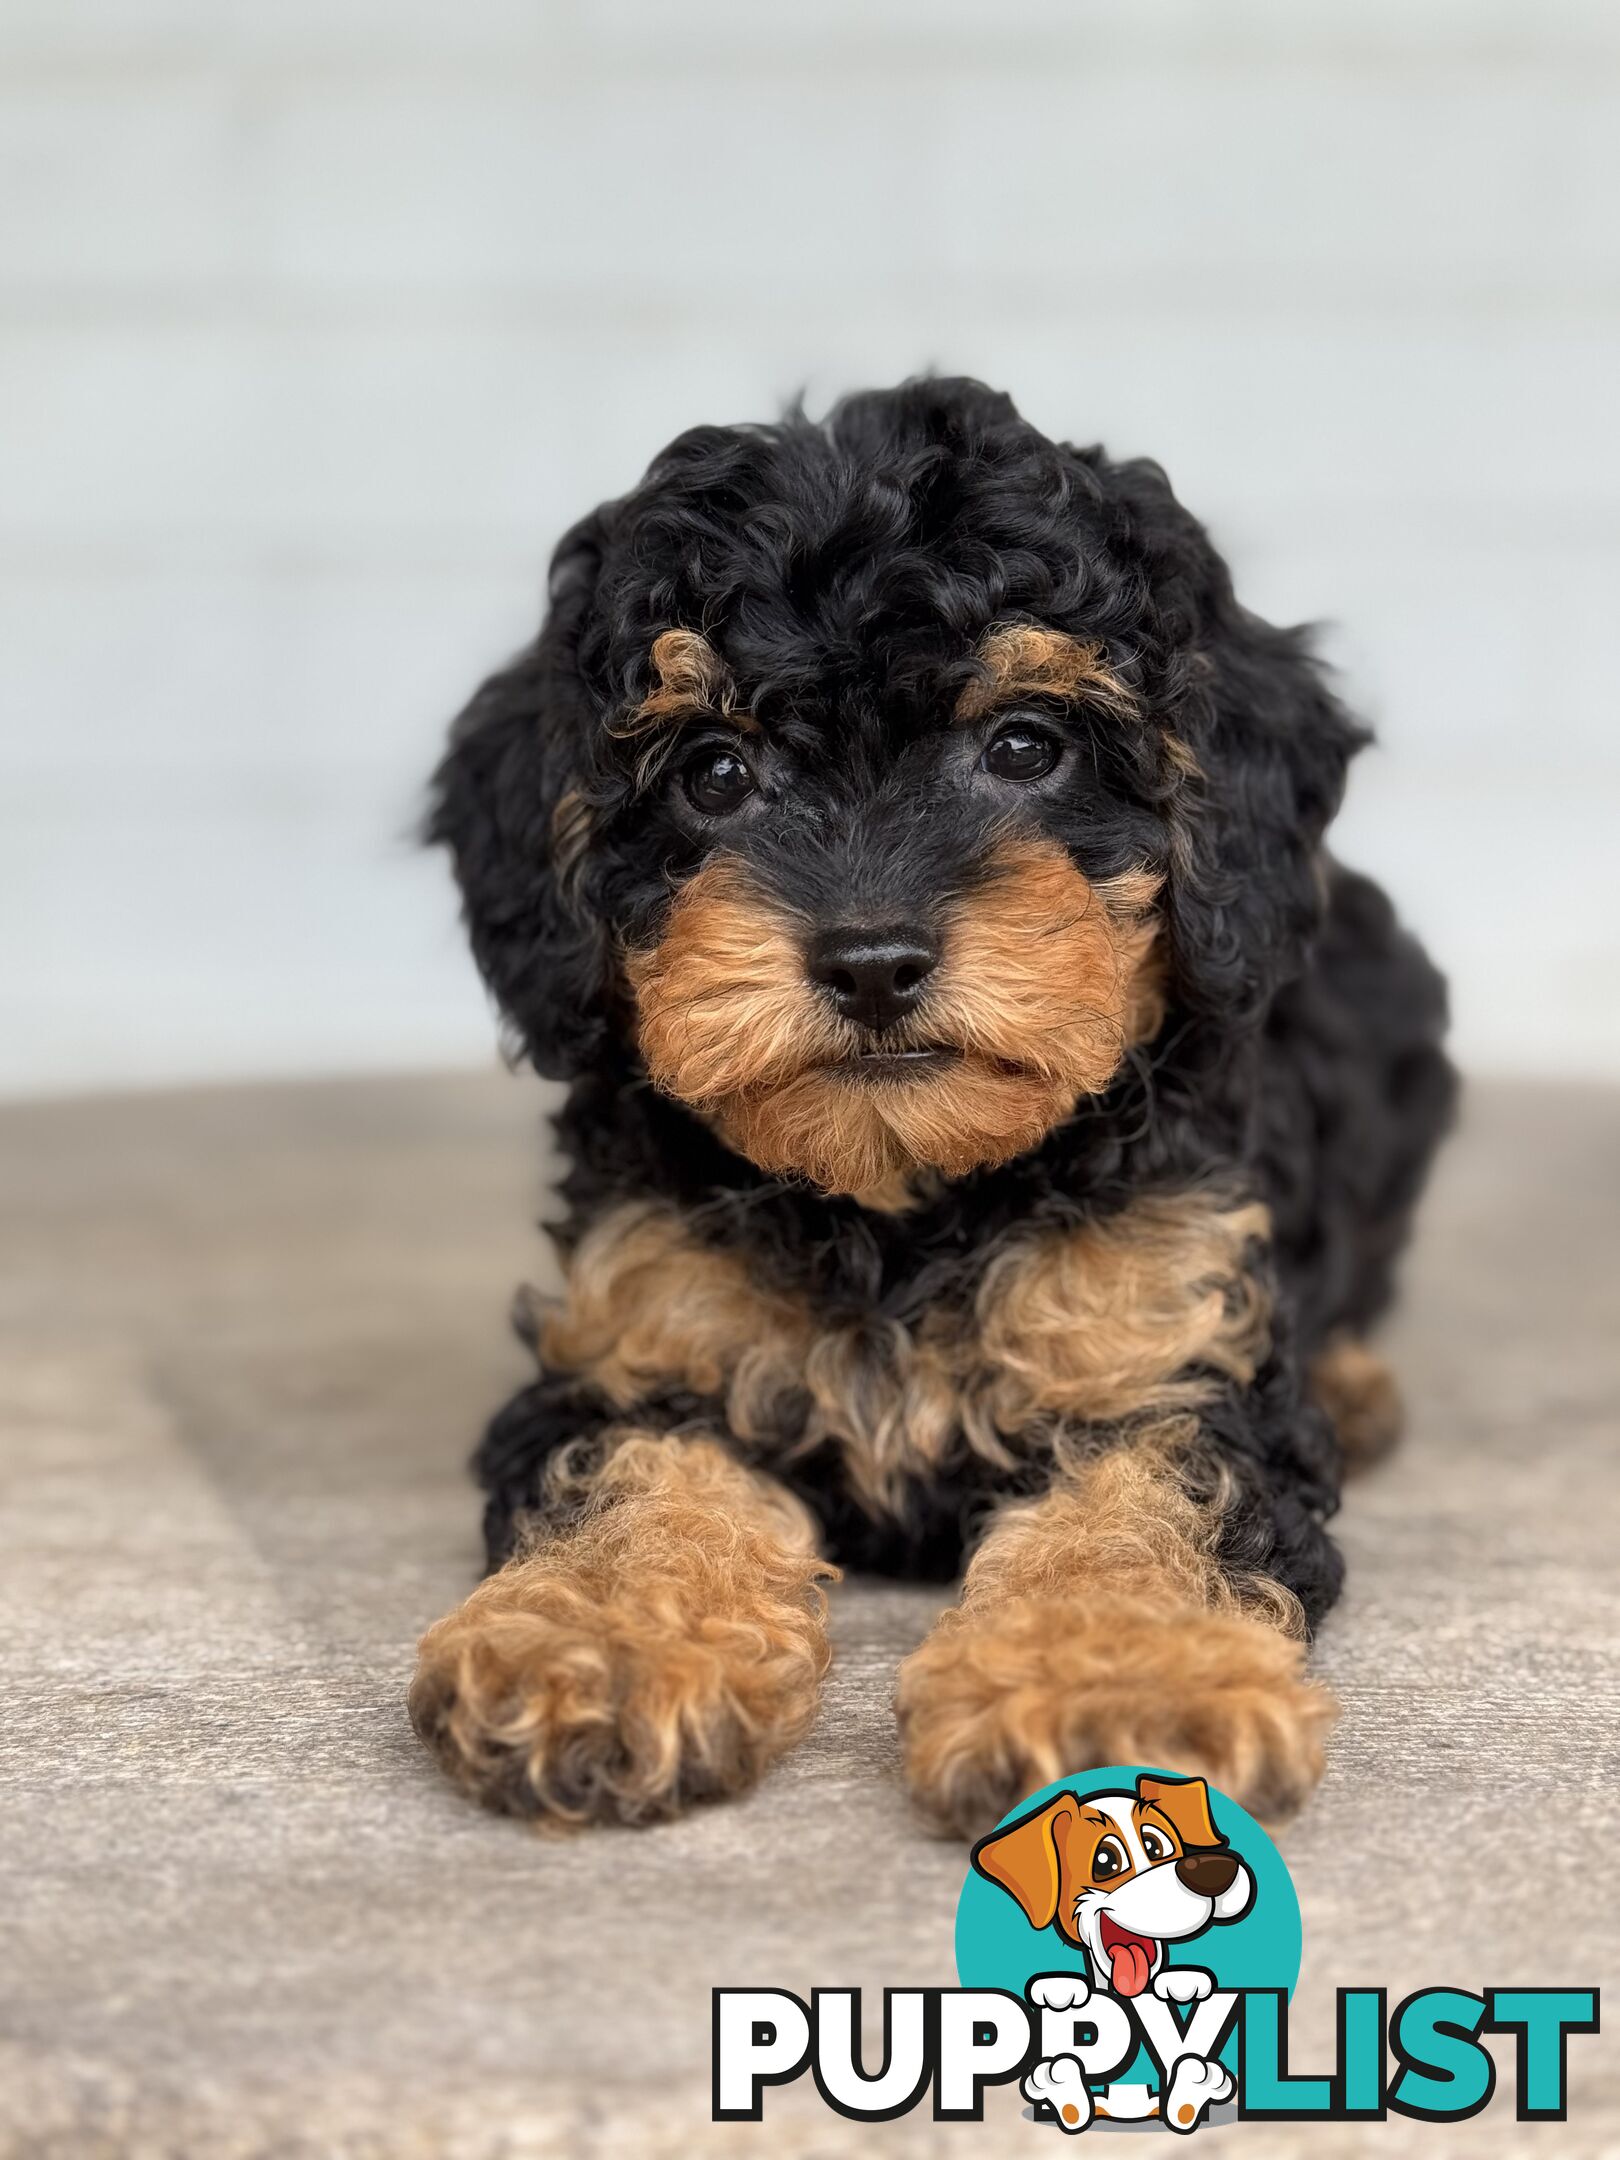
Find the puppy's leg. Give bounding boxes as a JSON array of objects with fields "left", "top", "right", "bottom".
[
  {"left": 896, "top": 1426, "right": 1336, "bottom": 1838},
  {"left": 410, "top": 1431, "right": 835, "bottom": 1825},
  {"left": 1309, "top": 1332, "right": 1404, "bottom": 1470}
]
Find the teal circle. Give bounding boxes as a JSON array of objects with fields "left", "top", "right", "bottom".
[{"left": 954, "top": 1766, "right": 1301, "bottom": 2085}]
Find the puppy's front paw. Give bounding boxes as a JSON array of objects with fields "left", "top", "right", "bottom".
[
  {"left": 410, "top": 1556, "right": 831, "bottom": 1825},
  {"left": 1153, "top": 1967, "right": 1214, "bottom": 2006},
  {"left": 410, "top": 1446, "right": 834, "bottom": 1825},
  {"left": 896, "top": 1593, "right": 1334, "bottom": 1839}
]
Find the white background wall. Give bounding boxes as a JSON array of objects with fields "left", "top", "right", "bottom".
[{"left": 3, "top": 0, "right": 1618, "bottom": 1095}]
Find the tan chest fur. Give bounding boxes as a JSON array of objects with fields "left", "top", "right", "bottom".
[{"left": 528, "top": 1194, "right": 1272, "bottom": 1516}]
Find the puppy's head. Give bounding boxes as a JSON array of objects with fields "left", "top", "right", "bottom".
[
  {"left": 431, "top": 379, "right": 1360, "bottom": 1198},
  {"left": 972, "top": 1774, "right": 1255, "bottom": 1998},
  {"left": 619, "top": 667, "right": 1163, "bottom": 1200}
]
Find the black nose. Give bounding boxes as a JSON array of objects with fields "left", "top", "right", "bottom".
[
  {"left": 808, "top": 928, "right": 940, "bottom": 1033},
  {"left": 1175, "top": 1850, "right": 1238, "bottom": 1897}
]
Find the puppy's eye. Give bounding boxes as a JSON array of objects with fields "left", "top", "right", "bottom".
[
  {"left": 1140, "top": 1826, "right": 1172, "bottom": 1863},
  {"left": 982, "top": 722, "right": 1062, "bottom": 782},
  {"left": 1091, "top": 1835, "right": 1129, "bottom": 1881},
  {"left": 681, "top": 746, "right": 757, "bottom": 816}
]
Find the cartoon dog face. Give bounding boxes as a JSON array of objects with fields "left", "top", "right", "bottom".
[{"left": 972, "top": 1774, "right": 1254, "bottom": 1998}]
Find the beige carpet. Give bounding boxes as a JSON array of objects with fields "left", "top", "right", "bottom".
[{"left": 1, "top": 1073, "right": 1615, "bottom": 2158}]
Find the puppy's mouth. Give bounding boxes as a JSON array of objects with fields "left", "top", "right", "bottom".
[
  {"left": 830, "top": 1044, "right": 964, "bottom": 1083},
  {"left": 1098, "top": 1914, "right": 1161, "bottom": 1998}
]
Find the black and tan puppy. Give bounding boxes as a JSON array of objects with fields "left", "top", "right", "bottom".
[{"left": 408, "top": 378, "right": 1454, "bottom": 1837}]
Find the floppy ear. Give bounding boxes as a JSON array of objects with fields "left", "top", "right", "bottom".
[
  {"left": 427, "top": 511, "right": 613, "bottom": 1079},
  {"left": 1086, "top": 453, "right": 1366, "bottom": 1028},
  {"left": 971, "top": 1795, "right": 1078, "bottom": 1928},
  {"left": 1137, "top": 1774, "right": 1225, "bottom": 1851}
]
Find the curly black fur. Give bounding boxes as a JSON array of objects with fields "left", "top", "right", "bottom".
[{"left": 429, "top": 377, "right": 1455, "bottom": 1628}]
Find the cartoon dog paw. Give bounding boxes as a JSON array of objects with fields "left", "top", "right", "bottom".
[
  {"left": 1153, "top": 1966, "right": 1215, "bottom": 2006},
  {"left": 1029, "top": 1972, "right": 1092, "bottom": 2012},
  {"left": 1022, "top": 2054, "right": 1093, "bottom": 2133},
  {"left": 1162, "top": 2055, "right": 1235, "bottom": 2133}
]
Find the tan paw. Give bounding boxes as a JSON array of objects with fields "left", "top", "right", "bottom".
[
  {"left": 1310, "top": 1334, "right": 1404, "bottom": 1470},
  {"left": 896, "top": 1593, "right": 1335, "bottom": 1840},
  {"left": 409, "top": 1438, "right": 835, "bottom": 1825}
]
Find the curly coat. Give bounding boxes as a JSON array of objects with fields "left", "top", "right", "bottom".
[{"left": 412, "top": 378, "right": 1455, "bottom": 1829}]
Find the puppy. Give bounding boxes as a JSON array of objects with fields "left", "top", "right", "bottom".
[
  {"left": 973, "top": 1773, "right": 1253, "bottom": 1999},
  {"left": 408, "top": 378, "right": 1455, "bottom": 1833}
]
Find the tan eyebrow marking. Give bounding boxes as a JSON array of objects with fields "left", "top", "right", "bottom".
[
  {"left": 613, "top": 628, "right": 758, "bottom": 738},
  {"left": 953, "top": 623, "right": 1139, "bottom": 723}
]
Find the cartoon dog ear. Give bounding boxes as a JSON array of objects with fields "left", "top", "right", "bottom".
[
  {"left": 1137, "top": 1774, "right": 1225, "bottom": 1851},
  {"left": 426, "top": 509, "right": 614, "bottom": 1080},
  {"left": 971, "top": 1796, "right": 1078, "bottom": 1929}
]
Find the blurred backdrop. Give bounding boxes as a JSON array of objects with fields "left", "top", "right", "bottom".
[{"left": 3, "top": 0, "right": 1617, "bottom": 1096}]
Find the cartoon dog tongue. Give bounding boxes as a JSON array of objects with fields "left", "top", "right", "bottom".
[{"left": 1102, "top": 1923, "right": 1156, "bottom": 1997}]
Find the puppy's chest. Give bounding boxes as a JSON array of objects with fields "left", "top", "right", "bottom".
[{"left": 532, "top": 1194, "right": 1271, "bottom": 1516}]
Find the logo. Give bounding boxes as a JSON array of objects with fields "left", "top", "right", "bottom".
[
  {"left": 957, "top": 1766, "right": 1298, "bottom": 2131},
  {"left": 713, "top": 1763, "right": 1599, "bottom": 2131}
]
